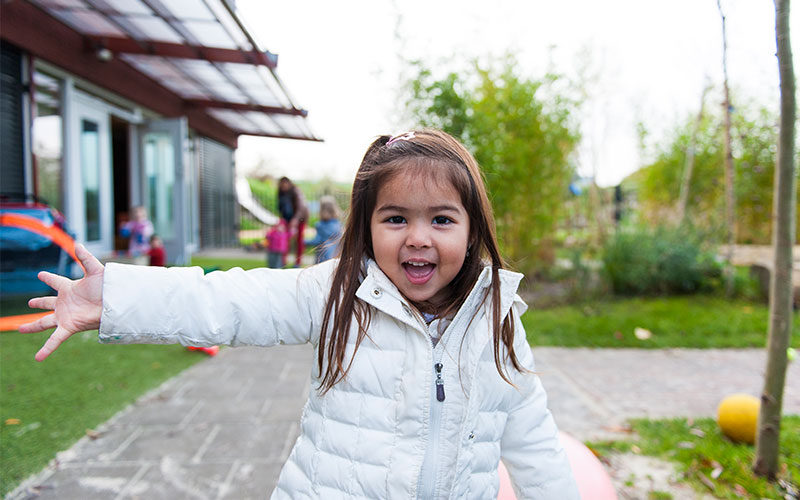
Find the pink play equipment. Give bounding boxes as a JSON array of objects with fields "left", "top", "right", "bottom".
[{"left": 497, "top": 431, "right": 617, "bottom": 500}]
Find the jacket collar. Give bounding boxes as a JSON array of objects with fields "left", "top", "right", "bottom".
[{"left": 355, "top": 259, "right": 525, "bottom": 335}]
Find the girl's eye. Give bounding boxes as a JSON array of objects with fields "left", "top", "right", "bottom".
[
  {"left": 386, "top": 216, "right": 406, "bottom": 224},
  {"left": 432, "top": 216, "right": 453, "bottom": 225}
]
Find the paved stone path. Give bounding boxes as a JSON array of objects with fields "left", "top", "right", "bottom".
[
  {"left": 8, "top": 346, "right": 800, "bottom": 499},
  {"left": 536, "top": 348, "right": 800, "bottom": 442}
]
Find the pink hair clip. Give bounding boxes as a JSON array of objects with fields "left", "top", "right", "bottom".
[{"left": 386, "top": 131, "right": 416, "bottom": 145}]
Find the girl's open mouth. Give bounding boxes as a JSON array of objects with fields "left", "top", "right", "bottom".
[{"left": 402, "top": 261, "right": 436, "bottom": 285}]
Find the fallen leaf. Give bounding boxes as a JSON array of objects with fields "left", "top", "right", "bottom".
[
  {"left": 603, "top": 424, "right": 634, "bottom": 434},
  {"left": 711, "top": 466, "right": 724, "bottom": 479},
  {"left": 697, "top": 471, "right": 715, "bottom": 491},
  {"left": 677, "top": 441, "right": 696, "bottom": 449},
  {"left": 13, "top": 422, "right": 41, "bottom": 437},
  {"left": 86, "top": 429, "right": 101, "bottom": 440},
  {"left": 778, "top": 478, "right": 799, "bottom": 498},
  {"left": 634, "top": 327, "right": 652, "bottom": 340},
  {"left": 5, "top": 418, "right": 20, "bottom": 425},
  {"left": 689, "top": 427, "right": 706, "bottom": 438},
  {"left": 631, "top": 445, "right": 641, "bottom": 454},
  {"left": 585, "top": 445, "right": 604, "bottom": 459},
  {"left": 686, "top": 417, "right": 694, "bottom": 426},
  {"left": 733, "top": 484, "right": 747, "bottom": 496},
  {"left": 614, "top": 331, "right": 623, "bottom": 340}
]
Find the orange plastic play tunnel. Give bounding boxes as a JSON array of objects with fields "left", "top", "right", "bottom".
[
  {"left": 0, "top": 213, "right": 77, "bottom": 263},
  {"left": 0, "top": 312, "right": 50, "bottom": 332}
]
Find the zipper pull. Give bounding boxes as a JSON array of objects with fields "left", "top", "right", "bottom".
[{"left": 435, "top": 362, "right": 445, "bottom": 402}]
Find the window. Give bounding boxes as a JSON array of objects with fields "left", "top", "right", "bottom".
[{"left": 32, "top": 70, "right": 63, "bottom": 211}]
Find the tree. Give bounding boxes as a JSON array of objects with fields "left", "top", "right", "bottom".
[
  {"left": 753, "top": 0, "right": 796, "bottom": 480},
  {"left": 631, "top": 103, "right": 797, "bottom": 245},
  {"left": 404, "top": 58, "right": 581, "bottom": 275}
]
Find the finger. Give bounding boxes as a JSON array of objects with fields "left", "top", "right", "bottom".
[
  {"left": 19, "top": 313, "right": 57, "bottom": 334},
  {"left": 38, "top": 271, "right": 71, "bottom": 291},
  {"left": 35, "top": 326, "right": 73, "bottom": 362},
  {"left": 28, "top": 296, "right": 57, "bottom": 310},
  {"left": 75, "top": 243, "right": 104, "bottom": 275}
]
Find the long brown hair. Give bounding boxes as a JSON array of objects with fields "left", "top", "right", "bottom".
[{"left": 317, "top": 129, "right": 524, "bottom": 392}]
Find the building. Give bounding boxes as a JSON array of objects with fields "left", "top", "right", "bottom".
[{"left": 0, "top": 0, "right": 319, "bottom": 265}]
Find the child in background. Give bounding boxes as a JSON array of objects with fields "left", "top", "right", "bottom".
[
  {"left": 120, "top": 206, "right": 153, "bottom": 265},
  {"left": 147, "top": 235, "right": 166, "bottom": 267},
  {"left": 21, "top": 129, "right": 578, "bottom": 499},
  {"left": 304, "top": 195, "right": 342, "bottom": 263},
  {"left": 265, "top": 220, "right": 289, "bottom": 269}
]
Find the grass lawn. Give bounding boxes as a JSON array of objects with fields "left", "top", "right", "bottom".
[
  {"left": 523, "top": 295, "right": 800, "bottom": 348},
  {"left": 589, "top": 417, "right": 800, "bottom": 499}
]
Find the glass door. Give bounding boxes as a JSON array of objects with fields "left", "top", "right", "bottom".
[
  {"left": 70, "top": 93, "right": 112, "bottom": 256},
  {"left": 139, "top": 118, "right": 189, "bottom": 265}
]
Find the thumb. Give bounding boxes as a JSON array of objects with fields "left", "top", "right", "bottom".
[{"left": 75, "top": 244, "right": 104, "bottom": 276}]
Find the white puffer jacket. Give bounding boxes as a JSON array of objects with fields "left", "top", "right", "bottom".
[{"left": 99, "top": 259, "right": 579, "bottom": 500}]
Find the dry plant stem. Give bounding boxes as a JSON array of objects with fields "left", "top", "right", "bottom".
[
  {"left": 717, "top": 0, "right": 737, "bottom": 296},
  {"left": 677, "top": 83, "right": 711, "bottom": 224}
]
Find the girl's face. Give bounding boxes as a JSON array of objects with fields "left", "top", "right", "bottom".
[{"left": 370, "top": 171, "right": 470, "bottom": 306}]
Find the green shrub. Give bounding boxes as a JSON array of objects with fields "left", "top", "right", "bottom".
[{"left": 602, "top": 226, "right": 720, "bottom": 295}]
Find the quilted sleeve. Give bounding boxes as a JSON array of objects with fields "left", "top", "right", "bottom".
[
  {"left": 500, "top": 308, "right": 580, "bottom": 499},
  {"left": 98, "top": 260, "right": 333, "bottom": 348}
]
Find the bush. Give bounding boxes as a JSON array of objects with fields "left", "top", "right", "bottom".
[{"left": 602, "top": 226, "right": 719, "bottom": 295}]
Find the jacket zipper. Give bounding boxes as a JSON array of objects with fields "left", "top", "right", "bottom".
[
  {"left": 412, "top": 306, "right": 448, "bottom": 500},
  {"left": 418, "top": 343, "right": 446, "bottom": 499}
]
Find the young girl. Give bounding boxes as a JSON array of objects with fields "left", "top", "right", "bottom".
[
  {"left": 21, "top": 129, "right": 578, "bottom": 499},
  {"left": 305, "top": 195, "right": 342, "bottom": 263}
]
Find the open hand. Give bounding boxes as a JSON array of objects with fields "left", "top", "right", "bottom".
[{"left": 19, "top": 244, "right": 104, "bottom": 361}]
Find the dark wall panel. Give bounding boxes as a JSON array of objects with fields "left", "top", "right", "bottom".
[
  {"left": 198, "top": 137, "right": 237, "bottom": 248},
  {"left": 0, "top": 41, "right": 25, "bottom": 195}
]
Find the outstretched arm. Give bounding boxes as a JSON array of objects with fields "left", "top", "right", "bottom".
[{"left": 19, "top": 244, "right": 104, "bottom": 361}]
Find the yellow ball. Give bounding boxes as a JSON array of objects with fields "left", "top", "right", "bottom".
[{"left": 717, "top": 393, "right": 760, "bottom": 444}]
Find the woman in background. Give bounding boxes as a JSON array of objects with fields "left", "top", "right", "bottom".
[{"left": 276, "top": 177, "right": 309, "bottom": 267}]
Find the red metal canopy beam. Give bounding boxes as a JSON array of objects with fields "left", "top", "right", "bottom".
[
  {"left": 84, "top": 35, "right": 277, "bottom": 68},
  {"left": 186, "top": 99, "right": 308, "bottom": 117},
  {"left": 240, "top": 132, "right": 323, "bottom": 142}
]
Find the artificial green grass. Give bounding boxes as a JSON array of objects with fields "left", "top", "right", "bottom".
[
  {"left": 589, "top": 417, "right": 800, "bottom": 499},
  {"left": 189, "top": 256, "right": 267, "bottom": 271},
  {"left": 523, "top": 296, "right": 799, "bottom": 348}
]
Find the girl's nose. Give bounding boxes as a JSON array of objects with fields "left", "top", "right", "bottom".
[{"left": 405, "top": 222, "right": 431, "bottom": 248}]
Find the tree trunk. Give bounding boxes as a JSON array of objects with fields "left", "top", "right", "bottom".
[
  {"left": 718, "top": 0, "right": 737, "bottom": 296},
  {"left": 677, "top": 83, "right": 711, "bottom": 224},
  {"left": 753, "top": 0, "right": 796, "bottom": 480}
]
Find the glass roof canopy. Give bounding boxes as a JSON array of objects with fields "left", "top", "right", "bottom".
[{"left": 29, "top": 0, "right": 319, "bottom": 142}]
